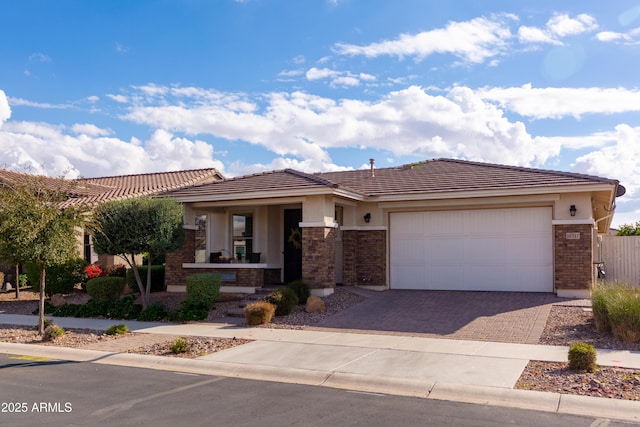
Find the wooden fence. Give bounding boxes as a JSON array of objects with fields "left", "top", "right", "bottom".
[{"left": 600, "top": 235, "right": 640, "bottom": 286}]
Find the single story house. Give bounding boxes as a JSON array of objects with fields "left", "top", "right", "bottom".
[{"left": 164, "top": 158, "right": 624, "bottom": 299}]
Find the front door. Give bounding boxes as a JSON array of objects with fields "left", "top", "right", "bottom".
[{"left": 283, "top": 208, "right": 302, "bottom": 283}]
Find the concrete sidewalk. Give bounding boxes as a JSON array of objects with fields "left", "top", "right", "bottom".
[{"left": 1, "top": 314, "right": 640, "bottom": 423}]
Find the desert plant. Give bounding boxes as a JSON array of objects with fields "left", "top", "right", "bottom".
[
  {"left": 137, "top": 303, "right": 168, "bottom": 321},
  {"left": 265, "top": 287, "right": 299, "bottom": 316},
  {"left": 244, "top": 301, "right": 276, "bottom": 325},
  {"left": 105, "top": 324, "right": 130, "bottom": 335},
  {"left": 34, "top": 317, "right": 51, "bottom": 330},
  {"left": 607, "top": 286, "right": 640, "bottom": 343},
  {"left": 186, "top": 273, "right": 221, "bottom": 310},
  {"left": 568, "top": 342, "right": 597, "bottom": 373},
  {"left": 42, "top": 324, "right": 65, "bottom": 341},
  {"left": 170, "top": 337, "right": 190, "bottom": 354},
  {"left": 591, "top": 283, "right": 613, "bottom": 334},
  {"left": 86, "top": 276, "right": 126, "bottom": 302},
  {"left": 287, "top": 280, "right": 310, "bottom": 304}
]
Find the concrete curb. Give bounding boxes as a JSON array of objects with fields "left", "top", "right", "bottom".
[{"left": 2, "top": 342, "right": 640, "bottom": 423}]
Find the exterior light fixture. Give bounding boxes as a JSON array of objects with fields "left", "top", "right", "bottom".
[
  {"left": 364, "top": 213, "right": 371, "bottom": 223},
  {"left": 569, "top": 205, "right": 577, "bottom": 217}
]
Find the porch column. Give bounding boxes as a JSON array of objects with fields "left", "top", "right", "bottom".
[
  {"left": 554, "top": 223, "right": 594, "bottom": 298},
  {"left": 301, "top": 224, "right": 336, "bottom": 295}
]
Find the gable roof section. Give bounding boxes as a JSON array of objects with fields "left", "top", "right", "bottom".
[{"left": 166, "top": 169, "right": 358, "bottom": 202}]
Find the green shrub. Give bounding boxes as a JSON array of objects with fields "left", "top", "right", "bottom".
[
  {"left": 126, "top": 265, "right": 166, "bottom": 293},
  {"left": 107, "top": 295, "right": 142, "bottom": 320},
  {"left": 170, "top": 337, "right": 190, "bottom": 354},
  {"left": 18, "top": 274, "right": 28, "bottom": 288},
  {"left": 49, "top": 303, "right": 82, "bottom": 317},
  {"left": 105, "top": 324, "right": 130, "bottom": 335},
  {"left": 244, "top": 301, "right": 276, "bottom": 325},
  {"left": 568, "top": 342, "right": 597, "bottom": 373},
  {"left": 138, "top": 303, "right": 168, "bottom": 321},
  {"left": 27, "top": 258, "right": 88, "bottom": 297},
  {"left": 287, "top": 280, "right": 310, "bottom": 304},
  {"left": 42, "top": 324, "right": 65, "bottom": 341},
  {"left": 186, "top": 273, "right": 221, "bottom": 310},
  {"left": 86, "top": 276, "right": 126, "bottom": 302},
  {"left": 34, "top": 317, "right": 51, "bottom": 331},
  {"left": 179, "top": 299, "right": 209, "bottom": 321},
  {"left": 73, "top": 299, "right": 110, "bottom": 318},
  {"left": 167, "top": 309, "right": 184, "bottom": 322},
  {"left": 265, "top": 288, "right": 298, "bottom": 316}
]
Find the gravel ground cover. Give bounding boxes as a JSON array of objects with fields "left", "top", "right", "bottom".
[{"left": 1, "top": 289, "right": 640, "bottom": 400}]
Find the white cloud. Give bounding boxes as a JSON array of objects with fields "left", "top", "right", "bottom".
[
  {"left": 0, "top": 119, "right": 224, "bottom": 178},
  {"left": 107, "top": 94, "right": 129, "bottom": 103},
  {"left": 120, "top": 84, "right": 554, "bottom": 167},
  {"left": 334, "top": 15, "right": 515, "bottom": 64},
  {"left": 518, "top": 13, "right": 598, "bottom": 45},
  {"left": 596, "top": 27, "right": 640, "bottom": 44},
  {"left": 0, "top": 90, "right": 10, "bottom": 127},
  {"left": 8, "top": 97, "right": 70, "bottom": 109},
  {"left": 478, "top": 85, "right": 640, "bottom": 119},
  {"left": 306, "top": 67, "right": 340, "bottom": 80},
  {"left": 71, "top": 123, "right": 111, "bottom": 137},
  {"left": 28, "top": 53, "right": 51, "bottom": 63},
  {"left": 573, "top": 124, "right": 640, "bottom": 198},
  {"left": 331, "top": 76, "right": 360, "bottom": 87}
]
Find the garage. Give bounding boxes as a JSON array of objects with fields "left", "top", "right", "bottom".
[{"left": 389, "top": 207, "right": 553, "bottom": 292}]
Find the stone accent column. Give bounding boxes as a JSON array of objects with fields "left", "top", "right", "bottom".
[
  {"left": 554, "top": 223, "right": 594, "bottom": 297},
  {"left": 165, "top": 228, "right": 195, "bottom": 290},
  {"left": 341, "top": 228, "right": 386, "bottom": 287},
  {"left": 302, "top": 226, "right": 336, "bottom": 291}
]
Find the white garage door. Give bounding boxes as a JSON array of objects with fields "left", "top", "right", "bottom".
[{"left": 390, "top": 207, "right": 553, "bottom": 292}]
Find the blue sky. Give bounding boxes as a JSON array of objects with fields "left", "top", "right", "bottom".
[{"left": 1, "top": 1, "right": 640, "bottom": 226}]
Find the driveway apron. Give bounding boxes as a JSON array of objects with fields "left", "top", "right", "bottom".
[{"left": 315, "top": 290, "right": 569, "bottom": 344}]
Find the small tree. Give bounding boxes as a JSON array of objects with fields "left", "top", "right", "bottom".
[
  {"left": 616, "top": 221, "right": 640, "bottom": 236},
  {"left": 90, "top": 197, "right": 184, "bottom": 308},
  {"left": 0, "top": 173, "right": 85, "bottom": 334}
]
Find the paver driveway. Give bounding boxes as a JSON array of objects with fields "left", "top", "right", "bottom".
[{"left": 316, "top": 290, "right": 577, "bottom": 344}]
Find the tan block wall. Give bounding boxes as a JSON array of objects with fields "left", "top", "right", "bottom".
[
  {"left": 302, "top": 226, "right": 336, "bottom": 289},
  {"left": 342, "top": 229, "right": 386, "bottom": 287},
  {"left": 554, "top": 224, "right": 594, "bottom": 291}
]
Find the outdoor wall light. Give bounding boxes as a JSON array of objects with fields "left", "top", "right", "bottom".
[
  {"left": 364, "top": 213, "right": 371, "bottom": 223},
  {"left": 569, "top": 205, "right": 577, "bottom": 217}
]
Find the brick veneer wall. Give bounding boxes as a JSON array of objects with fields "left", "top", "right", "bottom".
[
  {"left": 342, "top": 229, "right": 386, "bottom": 287},
  {"left": 554, "top": 223, "right": 594, "bottom": 292},
  {"left": 165, "top": 228, "right": 195, "bottom": 288},
  {"left": 302, "top": 226, "right": 336, "bottom": 289}
]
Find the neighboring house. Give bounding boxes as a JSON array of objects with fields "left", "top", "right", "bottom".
[
  {"left": 165, "top": 158, "right": 623, "bottom": 299},
  {"left": 0, "top": 168, "right": 224, "bottom": 267}
]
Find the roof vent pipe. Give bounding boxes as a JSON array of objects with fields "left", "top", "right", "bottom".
[{"left": 369, "top": 158, "right": 375, "bottom": 177}]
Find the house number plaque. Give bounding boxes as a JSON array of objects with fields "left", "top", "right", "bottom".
[{"left": 566, "top": 232, "right": 581, "bottom": 240}]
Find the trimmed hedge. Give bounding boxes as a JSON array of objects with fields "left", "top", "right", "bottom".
[
  {"left": 287, "top": 280, "right": 310, "bottom": 304},
  {"left": 186, "top": 273, "right": 221, "bottom": 310},
  {"left": 86, "top": 276, "right": 126, "bottom": 302},
  {"left": 27, "top": 258, "right": 88, "bottom": 297},
  {"left": 126, "top": 265, "right": 166, "bottom": 293}
]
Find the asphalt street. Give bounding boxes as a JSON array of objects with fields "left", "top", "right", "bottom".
[{"left": 0, "top": 353, "right": 634, "bottom": 427}]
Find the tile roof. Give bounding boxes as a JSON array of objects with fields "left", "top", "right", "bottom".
[
  {"left": 0, "top": 168, "right": 224, "bottom": 207},
  {"left": 169, "top": 158, "right": 620, "bottom": 201},
  {"left": 315, "top": 158, "right": 620, "bottom": 197}
]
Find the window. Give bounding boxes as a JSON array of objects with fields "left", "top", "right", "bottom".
[
  {"left": 194, "top": 214, "right": 207, "bottom": 263},
  {"left": 233, "top": 213, "right": 253, "bottom": 260}
]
